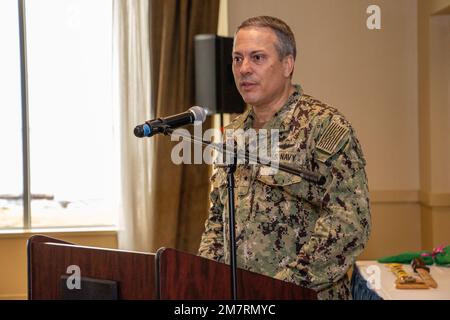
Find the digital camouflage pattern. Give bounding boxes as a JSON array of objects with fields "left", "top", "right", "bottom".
[{"left": 198, "top": 85, "right": 371, "bottom": 300}]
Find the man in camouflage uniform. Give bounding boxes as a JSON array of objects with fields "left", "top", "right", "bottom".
[{"left": 198, "top": 16, "right": 371, "bottom": 300}]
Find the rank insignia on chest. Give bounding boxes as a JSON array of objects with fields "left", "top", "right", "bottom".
[{"left": 316, "top": 119, "right": 349, "bottom": 155}]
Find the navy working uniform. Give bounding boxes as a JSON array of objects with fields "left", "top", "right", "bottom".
[{"left": 198, "top": 85, "right": 371, "bottom": 300}]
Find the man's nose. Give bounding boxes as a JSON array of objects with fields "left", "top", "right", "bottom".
[{"left": 239, "top": 58, "right": 252, "bottom": 75}]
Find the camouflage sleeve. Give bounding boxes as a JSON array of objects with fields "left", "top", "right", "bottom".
[
  {"left": 276, "top": 123, "right": 371, "bottom": 292},
  {"left": 198, "top": 170, "right": 225, "bottom": 262}
]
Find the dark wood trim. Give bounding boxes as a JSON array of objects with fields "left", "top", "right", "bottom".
[
  {"left": 157, "top": 248, "right": 317, "bottom": 300},
  {"left": 27, "top": 235, "right": 72, "bottom": 300}
]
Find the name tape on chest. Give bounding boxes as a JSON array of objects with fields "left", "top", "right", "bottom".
[{"left": 316, "top": 120, "right": 349, "bottom": 155}]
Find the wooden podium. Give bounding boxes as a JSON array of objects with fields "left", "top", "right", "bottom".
[{"left": 27, "top": 235, "right": 317, "bottom": 300}]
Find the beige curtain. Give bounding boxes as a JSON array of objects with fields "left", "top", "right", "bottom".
[
  {"left": 114, "top": 0, "right": 154, "bottom": 252},
  {"left": 115, "top": 0, "right": 220, "bottom": 253},
  {"left": 150, "top": 0, "right": 220, "bottom": 253}
]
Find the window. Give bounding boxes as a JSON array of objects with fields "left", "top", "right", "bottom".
[
  {"left": 0, "top": 1, "right": 23, "bottom": 229},
  {"left": 0, "top": 0, "right": 118, "bottom": 229}
]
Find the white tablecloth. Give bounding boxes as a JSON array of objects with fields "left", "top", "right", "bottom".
[{"left": 355, "top": 260, "right": 450, "bottom": 300}]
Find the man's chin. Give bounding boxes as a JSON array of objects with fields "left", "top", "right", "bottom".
[{"left": 240, "top": 94, "right": 258, "bottom": 106}]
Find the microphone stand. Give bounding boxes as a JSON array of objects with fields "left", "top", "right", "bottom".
[
  {"left": 224, "top": 152, "right": 238, "bottom": 300},
  {"left": 159, "top": 126, "right": 325, "bottom": 300}
]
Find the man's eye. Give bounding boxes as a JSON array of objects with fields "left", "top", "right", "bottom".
[
  {"left": 253, "top": 55, "right": 264, "bottom": 62},
  {"left": 233, "top": 56, "right": 242, "bottom": 63}
]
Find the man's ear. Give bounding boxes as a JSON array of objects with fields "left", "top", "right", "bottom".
[{"left": 283, "top": 55, "right": 295, "bottom": 78}]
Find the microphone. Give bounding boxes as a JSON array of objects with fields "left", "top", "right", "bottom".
[{"left": 134, "top": 106, "right": 207, "bottom": 138}]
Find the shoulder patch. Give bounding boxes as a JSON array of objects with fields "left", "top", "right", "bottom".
[{"left": 316, "top": 119, "right": 349, "bottom": 155}]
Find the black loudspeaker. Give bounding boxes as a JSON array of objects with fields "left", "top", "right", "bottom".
[{"left": 194, "top": 34, "right": 246, "bottom": 115}]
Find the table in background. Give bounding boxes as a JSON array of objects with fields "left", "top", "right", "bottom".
[{"left": 351, "top": 260, "right": 450, "bottom": 300}]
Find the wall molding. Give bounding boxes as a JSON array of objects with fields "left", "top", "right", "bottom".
[
  {"left": 419, "top": 191, "right": 450, "bottom": 207},
  {"left": 0, "top": 227, "right": 118, "bottom": 239},
  {"left": 0, "top": 293, "right": 26, "bottom": 300},
  {"left": 371, "top": 190, "right": 450, "bottom": 207},
  {"left": 370, "top": 190, "right": 420, "bottom": 203}
]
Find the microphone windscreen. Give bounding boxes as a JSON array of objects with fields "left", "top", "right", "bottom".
[{"left": 189, "top": 106, "right": 207, "bottom": 123}]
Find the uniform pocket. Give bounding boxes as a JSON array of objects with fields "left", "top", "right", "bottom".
[
  {"left": 254, "top": 165, "right": 320, "bottom": 222},
  {"left": 253, "top": 167, "right": 303, "bottom": 220},
  {"left": 215, "top": 166, "right": 251, "bottom": 201}
]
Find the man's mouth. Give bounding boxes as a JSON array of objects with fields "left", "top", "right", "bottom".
[{"left": 240, "top": 81, "right": 257, "bottom": 90}]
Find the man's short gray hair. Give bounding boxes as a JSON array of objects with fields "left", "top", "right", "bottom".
[{"left": 236, "top": 16, "right": 297, "bottom": 61}]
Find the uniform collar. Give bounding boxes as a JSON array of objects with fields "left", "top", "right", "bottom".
[
  {"left": 225, "top": 84, "right": 303, "bottom": 131},
  {"left": 249, "top": 84, "right": 303, "bottom": 132}
]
